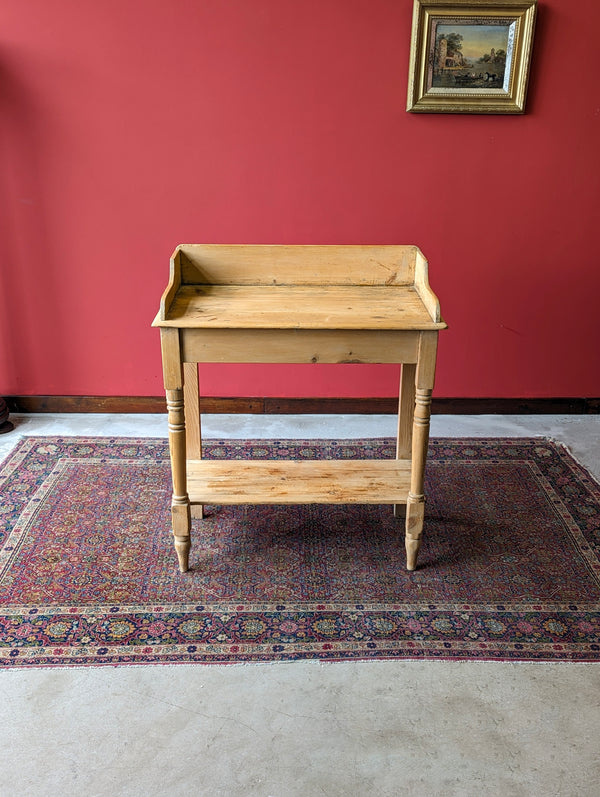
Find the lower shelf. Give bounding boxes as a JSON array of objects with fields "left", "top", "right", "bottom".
[{"left": 186, "top": 458, "right": 412, "bottom": 505}]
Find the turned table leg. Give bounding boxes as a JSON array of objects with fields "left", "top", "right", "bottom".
[
  {"left": 167, "top": 389, "right": 192, "bottom": 571},
  {"left": 161, "top": 329, "right": 191, "bottom": 572},
  {"left": 405, "top": 332, "right": 438, "bottom": 571}
]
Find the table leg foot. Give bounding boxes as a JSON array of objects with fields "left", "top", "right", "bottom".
[
  {"left": 172, "top": 502, "right": 191, "bottom": 572},
  {"left": 405, "top": 538, "right": 420, "bottom": 571},
  {"left": 405, "top": 496, "right": 425, "bottom": 571},
  {"left": 174, "top": 534, "right": 191, "bottom": 573}
]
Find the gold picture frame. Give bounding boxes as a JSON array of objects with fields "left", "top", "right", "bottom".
[{"left": 407, "top": 0, "right": 537, "bottom": 113}]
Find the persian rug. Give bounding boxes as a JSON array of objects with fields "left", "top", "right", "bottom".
[{"left": 1, "top": 436, "right": 599, "bottom": 668}]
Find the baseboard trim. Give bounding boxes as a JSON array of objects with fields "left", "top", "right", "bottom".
[{"left": 6, "top": 396, "right": 600, "bottom": 415}]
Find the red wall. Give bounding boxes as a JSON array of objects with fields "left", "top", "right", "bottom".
[{"left": 1, "top": 0, "right": 599, "bottom": 399}]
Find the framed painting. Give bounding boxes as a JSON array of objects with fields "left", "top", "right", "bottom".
[{"left": 407, "top": 0, "right": 537, "bottom": 113}]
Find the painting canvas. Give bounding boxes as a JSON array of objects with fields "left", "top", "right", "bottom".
[
  {"left": 430, "top": 20, "right": 515, "bottom": 91},
  {"left": 406, "top": 1, "right": 537, "bottom": 114}
]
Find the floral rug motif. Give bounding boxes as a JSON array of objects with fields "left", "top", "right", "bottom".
[{"left": 1, "top": 436, "right": 599, "bottom": 667}]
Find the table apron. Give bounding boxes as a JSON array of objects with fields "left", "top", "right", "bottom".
[{"left": 180, "top": 328, "right": 420, "bottom": 364}]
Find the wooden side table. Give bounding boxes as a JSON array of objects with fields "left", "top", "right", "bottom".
[{"left": 153, "top": 245, "right": 446, "bottom": 573}]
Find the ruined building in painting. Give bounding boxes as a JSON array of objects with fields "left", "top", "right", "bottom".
[{"left": 437, "top": 37, "right": 467, "bottom": 69}]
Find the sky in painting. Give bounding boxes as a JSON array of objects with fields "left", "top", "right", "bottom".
[{"left": 437, "top": 23, "right": 510, "bottom": 60}]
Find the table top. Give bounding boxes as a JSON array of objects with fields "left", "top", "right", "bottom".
[
  {"left": 153, "top": 284, "right": 446, "bottom": 331},
  {"left": 152, "top": 244, "right": 446, "bottom": 333}
]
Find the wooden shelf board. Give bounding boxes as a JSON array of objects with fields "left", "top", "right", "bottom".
[{"left": 186, "top": 459, "right": 412, "bottom": 505}]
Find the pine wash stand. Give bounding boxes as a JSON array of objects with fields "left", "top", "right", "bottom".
[{"left": 153, "top": 245, "right": 446, "bottom": 573}]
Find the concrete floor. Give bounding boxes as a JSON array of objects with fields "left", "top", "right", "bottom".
[{"left": 1, "top": 414, "right": 599, "bottom": 797}]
